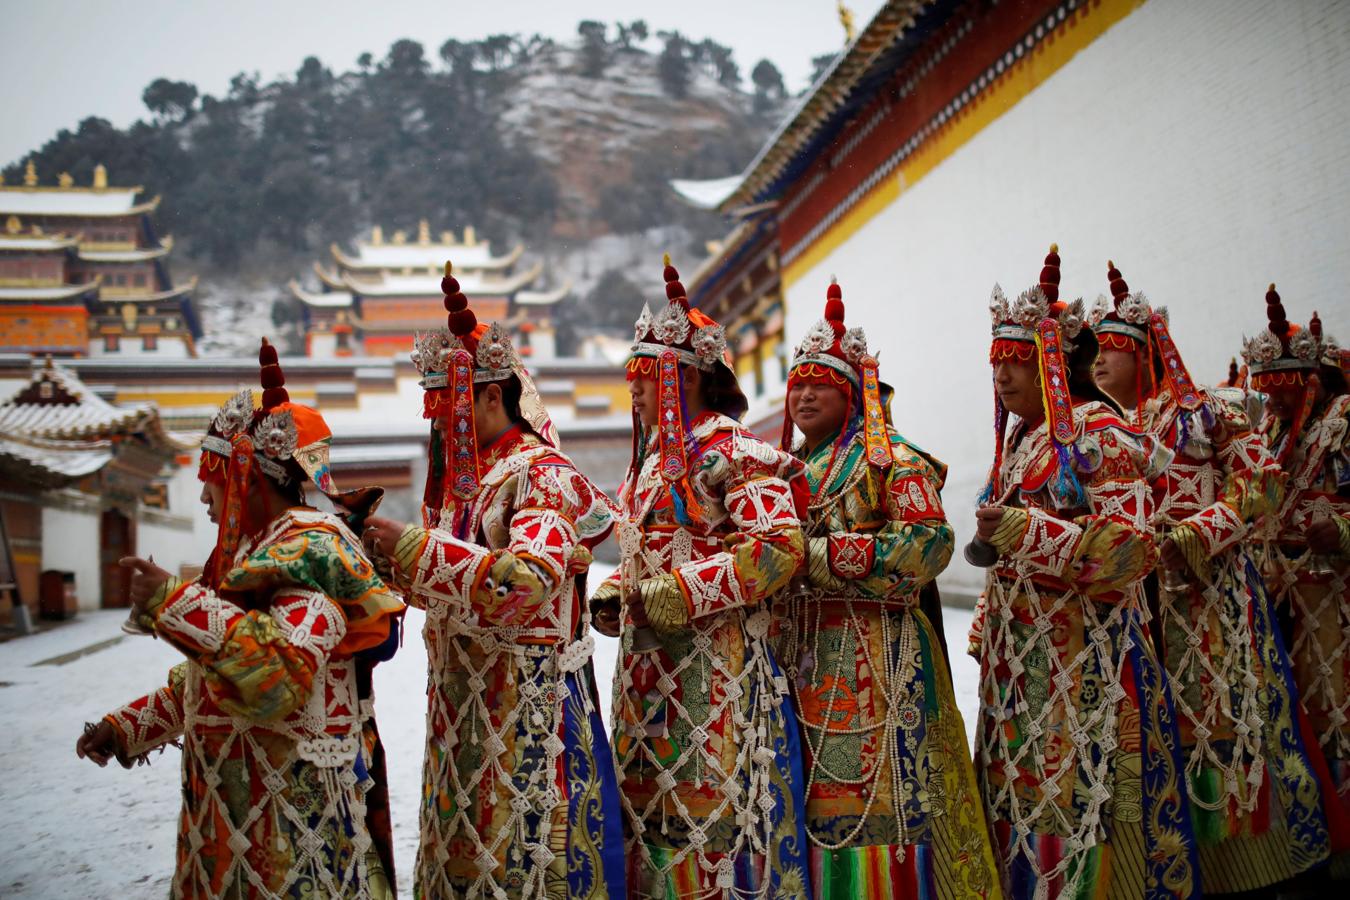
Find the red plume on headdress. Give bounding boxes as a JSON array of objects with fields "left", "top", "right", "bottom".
[
  {"left": 1311, "top": 309, "right": 1323, "bottom": 341},
  {"left": 825, "top": 277, "right": 845, "bottom": 338},
  {"left": 1227, "top": 357, "right": 1240, "bottom": 387},
  {"left": 1266, "top": 283, "right": 1291, "bottom": 347},
  {"left": 1039, "top": 243, "right": 1061, "bottom": 304},
  {"left": 259, "top": 337, "right": 289, "bottom": 409},
  {"left": 663, "top": 252, "right": 689, "bottom": 310},
  {"left": 443, "top": 260, "right": 477, "bottom": 337},
  {"left": 1107, "top": 260, "right": 1128, "bottom": 309}
]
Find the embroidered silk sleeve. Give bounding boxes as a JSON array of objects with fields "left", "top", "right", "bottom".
[
  {"left": 407, "top": 465, "right": 582, "bottom": 627},
  {"left": 669, "top": 434, "right": 806, "bottom": 621},
  {"left": 998, "top": 426, "right": 1160, "bottom": 597},
  {"left": 848, "top": 447, "right": 954, "bottom": 597},
  {"left": 1174, "top": 404, "right": 1286, "bottom": 558},
  {"left": 104, "top": 662, "right": 188, "bottom": 757},
  {"left": 151, "top": 579, "right": 348, "bottom": 721}
]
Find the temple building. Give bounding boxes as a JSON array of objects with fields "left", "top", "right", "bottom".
[
  {"left": 289, "top": 220, "right": 569, "bottom": 359},
  {"left": 0, "top": 359, "right": 197, "bottom": 624},
  {"left": 0, "top": 161, "right": 200, "bottom": 358},
  {"left": 675, "top": 0, "right": 1350, "bottom": 594}
]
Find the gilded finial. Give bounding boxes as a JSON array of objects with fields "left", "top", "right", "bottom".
[
  {"left": 837, "top": 0, "right": 856, "bottom": 44},
  {"left": 58, "top": 172, "right": 73, "bottom": 188},
  {"left": 5, "top": 215, "right": 20, "bottom": 234},
  {"left": 93, "top": 164, "right": 107, "bottom": 189},
  {"left": 662, "top": 252, "right": 671, "bottom": 266},
  {"left": 830, "top": 274, "right": 838, "bottom": 284},
  {"left": 371, "top": 225, "right": 384, "bottom": 245},
  {"left": 392, "top": 229, "right": 407, "bottom": 245},
  {"left": 1269, "top": 283, "right": 1276, "bottom": 292},
  {"left": 1050, "top": 242, "right": 1059, "bottom": 254},
  {"left": 441, "top": 230, "right": 455, "bottom": 245},
  {"left": 1107, "top": 259, "right": 1114, "bottom": 269},
  {"left": 444, "top": 260, "right": 453, "bottom": 277},
  {"left": 463, "top": 225, "right": 476, "bottom": 245},
  {"left": 24, "top": 160, "right": 37, "bottom": 186},
  {"left": 418, "top": 219, "right": 430, "bottom": 245}
]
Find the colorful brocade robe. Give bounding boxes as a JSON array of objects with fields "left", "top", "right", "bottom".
[
  {"left": 1260, "top": 393, "right": 1350, "bottom": 831},
  {"left": 776, "top": 422, "right": 1002, "bottom": 899},
  {"left": 595, "top": 411, "right": 810, "bottom": 898},
  {"left": 104, "top": 508, "right": 405, "bottom": 899},
  {"left": 396, "top": 426, "right": 626, "bottom": 899},
  {"left": 969, "top": 401, "right": 1201, "bottom": 899},
  {"left": 1139, "top": 387, "right": 1329, "bottom": 891}
]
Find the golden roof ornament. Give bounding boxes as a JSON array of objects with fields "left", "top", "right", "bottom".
[
  {"left": 837, "top": 0, "right": 856, "bottom": 44},
  {"left": 5, "top": 215, "right": 19, "bottom": 234},
  {"left": 418, "top": 219, "right": 431, "bottom": 244},
  {"left": 58, "top": 172, "right": 74, "bottom": 188},
  {"left": 441, "top": 230, "right": 455, "bottom": 245},
  {"left": 93, "top": 164, "right": 108, "bottom": 189},
  {"left": 392, "top": 229, "right": 407, "bottom": 245},
  {"left": 463, "top": 225, "right": 476, "bottom": 245},
  {"left": 371, "top": 225, "right": 384, "bottom": 245},
  {"left": 24, "top": 160, "right": 37, "bottom": 186}
]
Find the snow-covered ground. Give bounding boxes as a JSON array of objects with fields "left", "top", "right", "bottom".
[{"left": 0, "top": 591, "right": 977, "bottom": 899}]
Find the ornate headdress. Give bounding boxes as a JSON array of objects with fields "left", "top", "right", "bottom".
[
  {"left": 783, "top": 278, "right": 891, "bottom": 470},
  {"left": 197, "top": 339, "right": 339, "bottom": 586},
  {"left": 1241, "top": 285, "right": 1324, "bottom": 462},
  {"left": 983, "top": 244, "right": 1107, "bottom": 508},
  {"left": 625, "top": 255, "right": 747, "bottom": 526},
  {"left": 1084, "top": 260, "right": 1202, "bottom": 422},
  {"left": 411, "top": 261, "right": 559, "bottom": 529}
]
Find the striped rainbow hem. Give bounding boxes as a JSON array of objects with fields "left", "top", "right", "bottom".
[
  {"left": 636, "top": 844, "right": 768, "bottom": 897},
  {"left": 810, "top": 843, "right": 934, "bottom": 899}
]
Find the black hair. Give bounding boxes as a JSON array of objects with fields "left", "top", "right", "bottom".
[
  {"left": 472, "top": 373, "right": 527, "bottom": 425},
  {"left": 693, "top": 363, "right": 749, "bottom": 421},
  {"left": 1321, "top": 362, "right": 1348, "bottom": 397}
]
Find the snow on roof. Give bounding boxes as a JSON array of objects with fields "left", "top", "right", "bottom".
[
  {"left": 0, "top": 186, "right": 145, "bottom": 216},
  {"left": 0, "top": 361, "right": 155, "bottom": 441},
  {"left": 0, "top": 234, "right": 79, "bottom": 251},
  {"left": 0, "top": 434, "right": 113, "bottom": 479},
  {"left": 515, "top": 279, "right": 572, "bottom": 306},
  {"left": 336, "top": 241, "right": 523, "bottom": 271},
  {"left": 0, "top": 283, "right": 98, "bottom": 301},
  {"left": 344, "top": 263, "right": 542, "bottom": 297},
  {"left": 289, "top": 280, "right": 354, "bottom": 307},
  {"left": 78, "top": 245, "right": 170, "bottom": 263},
  {"left": 669, "top": 175, "right": 746, "bottom": 210}
]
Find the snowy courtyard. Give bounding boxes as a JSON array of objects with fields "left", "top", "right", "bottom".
[{"left": 0, "top": 589, "right": 978, "bottom": 899}]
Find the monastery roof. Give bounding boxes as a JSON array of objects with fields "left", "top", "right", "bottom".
[
  {"left": 718, "top": 0, "right": 932, "bottom": 210},
  {"left": 514, "top": 280, "right": 572, "bottom": 306},
  {"left": 289, "top": 280, "right": 354, "bottom": 308},
  {"left": 0, "top": 361, "right": 158, "bottom": 439},
  {"left": 0, "top": 282, "right": 101, "bottom": 301},
  {"left": 0, "top": 185, "right": 160, "bottom": 218},
  {"left": 78, "top": 240, "right": 172, "bottom": 263},
  {"left": 0, "top": 232, "right": 80, "bottom": 252},
  {"left": 0, "top": 433, "right": 114, "bottom": 480},
  {"left": 332, "top": 240, "right": 523, "bottom": 272},
  {"left": 94, "top": 277, "right": 197, "bottom": 304},
  {"left": 341, "top": 262, "right": 543, "bottom": 298}
]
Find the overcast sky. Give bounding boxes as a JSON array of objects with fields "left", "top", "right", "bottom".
[{"left": 0, "top": 0, "right": 885, "bottom": 168}]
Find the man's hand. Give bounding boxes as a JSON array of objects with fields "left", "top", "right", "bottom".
[
  {"left": 119, "top": 556, "right": 172, "bottom": 612},
  {"left": 975, "top": 506, "right": 1005, "bottom": 544},
  {"left": 1306, "top": 518, "right": 1342, "bottom": 555},
  {"left": 76, "top": 721, "right": 130, "bottom": 769},
  {"left": 1158, "top": 537, "right": 1187, "bottom": 572},
  {"left": 625, "top": 592, "right": 651, "bottom": 629},
  {"left": 593, "top": 600, "right": 621, "bottom": 637},
  {"left": 363, "top": 516, "right": 408, "bottom": 560}
]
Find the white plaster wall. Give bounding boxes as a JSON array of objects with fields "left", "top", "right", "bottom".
[
  {"left": 784, "top": 0, "right": 1350, "bottom": 593},
  {"left": 40, "top": 506, "right": 100, "bottom": 611}
]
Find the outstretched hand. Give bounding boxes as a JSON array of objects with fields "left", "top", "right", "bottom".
[
  {"left": 75, "top": 720, "right": 130, "bottom": 769},
  {"left": 974, "top": 506, "right": 1004, "bottom": 543},
  {"left": 119, "top": 556, "right": 172, "bottom": 610}
]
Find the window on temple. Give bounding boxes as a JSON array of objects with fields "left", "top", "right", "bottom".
[
  {"left": 104, "top": 335, "right": 119, "bottom": 351},
  {"left": 142, "top": 334, "right": 157, "bottom": 351}
]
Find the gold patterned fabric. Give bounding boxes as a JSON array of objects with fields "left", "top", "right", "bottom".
[{"left": 776, "top": 422, "right": 1002, "bottom": 899}]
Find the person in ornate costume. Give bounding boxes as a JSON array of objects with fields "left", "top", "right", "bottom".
[
  {"left": 589, "top": 256, "right": 810, "bottom": 897},
  {"left": 361, "top": 263, "right": 626, "bottom": 898},
  {"left": 1243, "top": 287, "right": 1350, "bottom": 878},
  {"left": 1089, "top": 263, "right": 1329, "bottom": 893},
  {"left": 967, "top": 245, "right": 1200, "bottom": 898},
  {"left": 76, "top": 339, "right": 405, "bottom": 899},
  {"left": 773, "top": 279, "right": 1002, "bottom": 898}
]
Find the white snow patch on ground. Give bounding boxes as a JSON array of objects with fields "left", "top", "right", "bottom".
[{"left": 0, "top": 585, "right": 977, "bottom": 898}]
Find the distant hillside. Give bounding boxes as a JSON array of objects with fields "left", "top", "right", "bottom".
[{"left": 4, "top": 22, "right": 804, "bottom": 354}]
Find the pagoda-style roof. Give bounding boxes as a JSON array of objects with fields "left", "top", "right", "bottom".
[
  {"left": 0, "top": 230, "right": 80, "bottom": 253},
  {"left": 0, "top": 186, "right": 160, "bottom": 218},
  {"left": 0, "top": 281, "right": 101, "bottom": 302},
  {"left": 515, "top": 280, "right": 573, "bottom": 306},
  {"left": 314, "top": 262, "right": 347, "bottom": 290},
  {"left": 340, "top": 262, "right": 543, "bottom": 298},
  {"left": 78, "top": 239, "right": 172, "bottom": 263},
  {"left": 289, "top": 280, "right": 354, "bottom": 308},
  {"left": 332, "top": 239, "right": 524, "bottom": 272},
  {"left": 95, "top": 276, "right": 198, "bottom": 304}
]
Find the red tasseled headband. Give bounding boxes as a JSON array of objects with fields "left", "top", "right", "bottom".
[
  {"left": 626, "top": 356, "right": 658, "bottom": 382},
  {"left": 990, "top": 339, "right": 1037, "bottom": 364},
  {"left": 197, "top": 449, "right": 228, "bottom": 486},
  {"left": 787, "top": 362, "right": 851, "bottom": 392},
  {"left": 1252, "top": 369, "right": 1307, "bottom": 390},
  {"left": 1097, "top": 332, "right": 1143, "bottom": 353}
]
